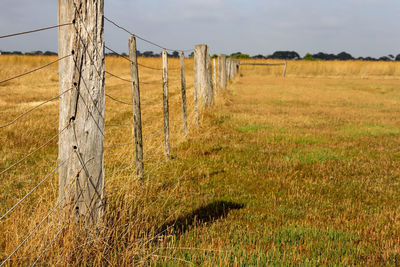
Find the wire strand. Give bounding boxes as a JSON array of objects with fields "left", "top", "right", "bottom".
[
  {"left": 0, "top": 88, "right": 72, "bottom": 129},
  {"left": 0, "top": 124, "right": 69, "bottom": 176},
  {"left": 0, "top": 23, "right": 72, "bottom": 39},
  {"left": 104, "top": 141, "right": 134, "bottom": 150},
  {"left": 30, "top": 221, "right": 69, "bottom": 267},
  {"left": 0, "top": 55, "right": 71, "bottom": 85},
  {"left": 105, "top": 45, "right": 162, "bottom": 71},
  {"left": 0, "top": 186, "right": 73, "bottom": 267},
  {"left": 104, "top": 16, "right": 193, "bottom": 53},
  {"left": 0, "top": 153, "right": 72, "bottom": 221},
  {"left": 105, "top": 93, "right": 132, "bottom": 106},
  {"left": 105, "top": 71, "right": 131, "bottom": 83}
]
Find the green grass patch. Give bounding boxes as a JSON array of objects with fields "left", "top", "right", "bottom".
[
  {"left": 284, "top": 148, "right": 344, "bottom": 163},
  {"left": 343, "top": 123, "right": 400, "bottom": 137},
  {"left": 270, "top": 135, "right": 328, "bottom": 145},
  {"left": 237, "top": 124, "right": 273, "bottom": 133}
]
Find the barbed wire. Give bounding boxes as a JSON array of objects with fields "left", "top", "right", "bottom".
[
  {"left": 142, "top": 113, "right": 163, "bottom": 125},
  {"left": 0, "top": 153, "right": 72, "bottom": 221},
  {"left": 105, "top": 45, "right": 163, "bottom": 71},
  {"left": 105, "top": 71, "right": 132, "bottom": 83},
  {"left": 143, "top": 128, "right": 163, "bottom": 142},
  {"left": 105, "top": 93, "right": 132, "bottom": 106},
  {"left": 30, "top": 221, "right": 69, "bottom": 267},
  {"left": 105, "top": 71, "right": 155, "bottom": 85},
  {"left": 104, "top": 141, "right": 134, "bottom": 150},
  {"left": 0, "top": 55, "right": 72, "bottom": 85},
  {"left": 104, "top": 16, "right": 193, "bottom": 53},
  {"left": 0, "top": 124, "right": 70, "bottom": 176},
  {"left": 0, "top": 88, "right": 72, "bottom": 129},
  {"left": 0, "top": 23, "right": 73, "bottom": 39},
  {"left": 0, "top": 180, "right": 76, "bottom": 267}
]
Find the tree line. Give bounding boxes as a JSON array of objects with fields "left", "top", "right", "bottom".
[
  {"left": 230, "top": 51, "right": 400, "bottom": 61},
  {"left": 1, "top": 49, "right": 400, "bottom": 61}
]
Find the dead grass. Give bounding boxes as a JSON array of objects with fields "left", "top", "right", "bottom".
[{"left": 1, "top": 56, "right": 400, "bottom": 265}]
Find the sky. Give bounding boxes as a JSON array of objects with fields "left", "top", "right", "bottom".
[{"left": 0, "top": 0, "right": 399, "bottom": 58}]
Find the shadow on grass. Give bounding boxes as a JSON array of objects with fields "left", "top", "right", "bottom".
[{"left": 159, "top": 200, "right": 244, "bottom": 237}]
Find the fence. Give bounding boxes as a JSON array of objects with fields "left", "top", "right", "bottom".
[{"left": 0, "top": 1, "right": 240, "bottom": 265}]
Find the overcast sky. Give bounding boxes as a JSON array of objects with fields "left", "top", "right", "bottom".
[{"left": 0, "top": 0, "right": 399, "bottom": 57}]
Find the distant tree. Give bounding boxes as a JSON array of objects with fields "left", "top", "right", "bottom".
[
  {"left": 230, "top": 52, "right": 242, "bottom": 57},
  {"left": 121, "top": 52, "right": 128, "bottom": 57},
  {"left": 388, "top": 54, "right": 394, "bottom": 59},
  {"left": 252, "top": 54, "right": 266, "bottom": 59},
  {"left": 169, "top": 51, "right": 179, "bottom": 58},
  {"left": 142, "top": 51, "right": 154, "bottom": 57},
  {"left": 268, "top": 51, "right": 300, "bottom": 60},
  {"left": 364, "top": 57, "right": 377, "bottom": 61},
  {"left": 44, "top": 51, "right": 57, "bottom": 56},
  {"left": 312, "top": 52, "right": 337, "bottom": 60},
  {"left": 211, "top": 54, "right": 218, "bottom": 59},
  {"left": 106, "top": 52, "right": 118, "bottom": 57},
  {"left": 396, "top": 54, "right": 400, "bottom": 61},
  {"left": 379, "top": 56, "right": 391, "bottom": 61},
  {"left": 303, "top": 53, "right": 316, "bottom": 61},
  {"left": 336, "top": 52, "right": 354, "bottom": 60},
  {"left": 231, "top": 53, "right": 250, "bottom": 59},
  {"left": 25, "top": 51, "right": 43, "bottom": 56},
  {"left": 188, "top": 52, "right": 194, "bottom": 58}
]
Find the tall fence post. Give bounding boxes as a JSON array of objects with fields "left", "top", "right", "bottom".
[
  {"left": 213, "top": 58, "right": 217, "bottom": 97},
  {"left": 180, "top": 51, "right": 188, "bottom": 135},
  {"left": 129, "top": 36, "right": 144, "bottom": 180},
  {"left": 218, "top": 54, "right": 227, "bottom": 91},
  {"left": 283, "top": 60, "right": 287, "bottom": 77},
  {"left": 194, "top": 44, "right": 212, "bottom": 108},
  {"left": 58, "top": 0, "right": 105, "bottom": 224},
  {"left": 227, "top": 58, "right": 233, "bottom": 81},
  {"left": 162, "top": 49, "right": 170, "bottom": 158}
]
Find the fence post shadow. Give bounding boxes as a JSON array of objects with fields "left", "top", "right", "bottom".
[{"left": 156, "top": 200, "right": 245, "bottom": 238}]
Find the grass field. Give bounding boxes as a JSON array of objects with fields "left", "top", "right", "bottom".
[{"left": 1, "top": 56, "right": 400, "bottom": 265}]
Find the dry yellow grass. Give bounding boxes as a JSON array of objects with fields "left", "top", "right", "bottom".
[{"left": 1, "top": 56, "right": 400, "bottom": 265}]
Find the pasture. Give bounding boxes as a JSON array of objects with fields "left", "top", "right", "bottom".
[{"left": 1, "top": 56, "right": 400, "bottom": 265}]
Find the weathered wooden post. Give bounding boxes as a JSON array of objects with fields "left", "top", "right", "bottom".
[
  {"left": 228, "top": 58, "right": 233, "bottom": 80},
  {"left": 218, "top": 54, "right": 227, "bottom": 91},
  {"left": 162, "top": 49, "right": 170, "bottom": 158},
  {"left": 129, "top": 36, "right": 144, "bottom": 180},
  {"left": 180, "top": 51, "right": 188, "bottom": 134},
  {"left": 58, "top": 0, "right": 105, "bottom": 223},
  {"left": 194, "top": 44, "right": 212, "bottom": 108},
  {"left": 226, "top": 58, "right": 230, "bottom": 81},
  {"left": 236, "top": 60, "right": 240, "bottom": 76},
  {"left": 283, "top": 60, "right": 287, "bottom": 77},
  {"left": 213, "top": 58, "right": 217, "bottom": 97}
]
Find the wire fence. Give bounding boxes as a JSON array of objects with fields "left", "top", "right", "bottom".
[{"left": 0, "top": 6, "right": 235, "bottom": 265}]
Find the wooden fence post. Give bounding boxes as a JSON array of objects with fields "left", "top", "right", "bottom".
[
  {"left": 226, "top": 58, "right": 232, "bottom": 81},
  {"left": 58, "top": 0, "right": 105, "bottom": 224},
  {"left": 283, "top": 60, "right": 287, "bottom": 77},
  {"left": 218, "top": 54, "right": 227, "bottom": 90},
  {"left": 213, "top": 58, "right": 217, "bottom": 97},
  {"left": 180, "top": 51, "right": 188, "bottom": 135},
  {"left": 162, "top": 49, "right": 170, "bottom": 158},
  {"left": 194, "top": 44, "right": 212, "bottom": 108},
  {"left": 129, "top": 36, "right": 144, "bottom": 180}
]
